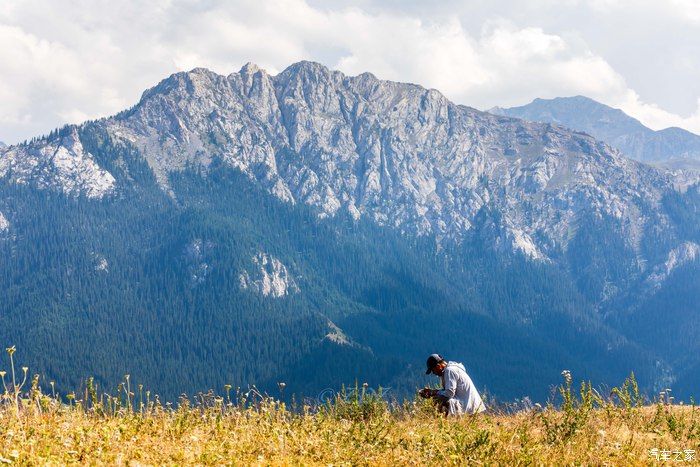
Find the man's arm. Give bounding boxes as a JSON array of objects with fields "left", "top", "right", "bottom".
[{"left": 435, "top": 368, "right": 456, "bottom": 402}]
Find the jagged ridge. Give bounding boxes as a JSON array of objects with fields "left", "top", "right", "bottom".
[
  {"left": 0, "top": 62, "right": 694, "bottom": 281},
  {"left": 42, "top": 62, "right": 676, "bottom": 261}
]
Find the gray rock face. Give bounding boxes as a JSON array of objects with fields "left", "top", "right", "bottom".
[
  {"left": 324, "top": 320, "right": 351, "bottom": 345},
  {"left": 0, "top": 211, "right": 8, "bottom": 232},
  {"left": 646, "top": 241, "right": 700, "bottom": 290},
  {"left": 0, "top": 62, "right": 690, "bottom": 270},
  {"left": 657, "top": 158, "right": 700, "bottom": 192},
  {"left": 0, "top": 128, "right": 115, "bottom": 198},
  {"left": 98, "top": 62, "right": 676, "bottom": 264},
  {"left": 490, "top": 96, "right": 700, "bottom": 164},
  {"left": 239, "top": 252, "right": 299, "bottom": 298}
]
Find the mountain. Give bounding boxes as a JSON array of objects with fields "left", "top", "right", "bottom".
[
  {"left": 490, "top": 96, "right": 700, "bottom": 192},
  {"left": 1, "top": 66, "right": 674, "bottom": 260},
  {"left": 490, "top": 96, "right": 700, "bottom": 165},
  {"left": 1, "top": 62, "right": 699, "bottom": 401}
]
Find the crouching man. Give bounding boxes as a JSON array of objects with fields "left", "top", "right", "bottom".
[{"left": 419, "top": 353, "right": 486, "bottom": 415}]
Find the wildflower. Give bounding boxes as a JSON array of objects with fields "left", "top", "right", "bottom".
[
  {"left": 561, "top": 370, "right": 572, "bottom": 384},
  {"left": 5, "top": 346, "right": 15, "bottom": 357}
]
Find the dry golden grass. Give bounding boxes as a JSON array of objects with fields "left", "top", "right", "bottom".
[
  {"left": 1, "top": 381, "right": 699, "bottom": 465},
  {"left": 0, "top": 348, "right": 698, "bottom": 465}
]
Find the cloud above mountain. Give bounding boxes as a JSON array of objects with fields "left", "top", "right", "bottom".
[{"left": 1, "top": 0, "right": 699, "bottom": 143}]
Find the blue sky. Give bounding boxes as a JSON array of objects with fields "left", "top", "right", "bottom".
[{"left": 1, "top": 0, "right": 699, "bottom": 144}]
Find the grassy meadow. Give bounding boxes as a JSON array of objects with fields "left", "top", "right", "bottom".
[{"left": 1, "top": 348, "right": 699, "bottom": 465}]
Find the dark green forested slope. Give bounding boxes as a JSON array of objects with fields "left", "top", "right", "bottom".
[
  {"left": 1, "top": 128, "right": 699, "bottom": 402},
  {"left": 0, "top": 160, "right": 685, "bottom": 402}
]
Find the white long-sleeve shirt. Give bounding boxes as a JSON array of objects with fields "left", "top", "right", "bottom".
[{"left": 436, "top": 361, "right": 486, "bottom": 415}]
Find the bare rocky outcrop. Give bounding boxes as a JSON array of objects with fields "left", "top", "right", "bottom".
[
  {"left": 647, "top": 242, "right": 700, "bottom": 289},
  {"left": 0, "top": 128, "right": 115, "bottom": 199},
  {"left": 239, "top": 252, "right": 299, "bottom": 298}
]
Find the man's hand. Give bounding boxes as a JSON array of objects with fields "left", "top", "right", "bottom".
[{"left": 418, "top": 387, "right": 437, "bottom": 398}]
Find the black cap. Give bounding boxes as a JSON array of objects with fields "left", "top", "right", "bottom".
[{"left": 425, "top": 353, "right": 444, "bottom": 374}]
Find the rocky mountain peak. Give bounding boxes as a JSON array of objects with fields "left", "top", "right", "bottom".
[
  {"left": 0, "top": 62, "right": 690, "bottom": 270},
  {"left": 239, "top": 62, "right": 263, "bottom": 76},
  {"left": 137, "top": 67, "right": 221, "bottom": 104},
  {"left": 277, "top": 60, "right": 335, "bottom": 79}
]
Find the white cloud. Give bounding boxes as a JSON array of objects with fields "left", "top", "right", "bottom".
[
  {"left": 668, "top": 0, "right": 700, "bottom": 23},
  {"left": 616, "top": 93, "right": 700, "bottom": 133},
  {"left": 0, "top": 0, "right": 699, "bottom": 143}
]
